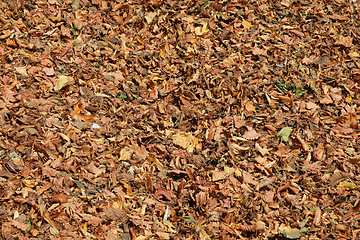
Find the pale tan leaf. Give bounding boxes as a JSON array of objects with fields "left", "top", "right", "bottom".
[
  {"left": 243, "top": 128, "right": 261, "bottom": 140},
  {"left": 54, "top": 75, "right": 74, "bottom": 92}
]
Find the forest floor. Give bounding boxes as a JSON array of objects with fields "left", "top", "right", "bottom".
[{"left": 1, "top": 0, "right": 360, "bottom": 239}]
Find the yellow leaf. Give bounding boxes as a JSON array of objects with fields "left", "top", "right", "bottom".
[
  {"left": 345, "top": 95, "right": 352, "bottom": 103},
  {"left": 195, "top": 22, "right": 209, "bottom": 36},
  {"left": 22, "top": 179, "right": 37, "bottom": 188},
  {"left": 337, "top": 181, "right": 356, "bottom": 190},
  {"left": 54, "top": 75, "right": 74, "bottom": 92},
  {"left": 119, "top": 181, "right": 133, "bottom": 195},
  {"left": 242, "top": 20, "right": 252, "bottom": 30},
  {"left": 349, "top": 51, "right": 360, "bottom": 58},
  {"left": 172, "top": 132, "right": 198, "bottom": 153},
  {"left": 160, "top": 49, "right": 165, "bottom": 58}
]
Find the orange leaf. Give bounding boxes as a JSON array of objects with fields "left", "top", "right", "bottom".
[
  {"left": 245, "top": 101, "right": 256, "bottom": 112},
  {"left": 72, "top": 113, "right": 95, "bottom": 122}
]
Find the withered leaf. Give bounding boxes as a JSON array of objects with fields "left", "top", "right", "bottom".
[
  {"left": 82, "top": 214, "right": 104, "bottom": 226},
  {"left": 100, "top": 208, "right": 127, "bottom": 223},
  {"left": 11, "top": 220, "right": 29, "bottom": 231},
  {"left": 243, "top": 128, "right": 261, "bottom": 140},
  {"left": 3, "top": 0, "right": 360, "bottom": 238},
  {"left": 280, "top": 227, "right": 308, "bottom": 239},
  {"left": 54, "top": 75, "right": 74, "bottom": 92},
  {"left": 172, "top": 132, "right": 198, "bottom": 153},
  {"left": 154, "top": 189, "right": 173, "bottom": 201}
]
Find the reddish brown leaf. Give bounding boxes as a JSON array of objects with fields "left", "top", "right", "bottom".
[{"left": 154, "top": 189, "right": 173, "bottom": 201}]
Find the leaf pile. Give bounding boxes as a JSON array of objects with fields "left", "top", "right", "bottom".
[{"left": 1, "top": 0, "right": 360, "bottom": 239}]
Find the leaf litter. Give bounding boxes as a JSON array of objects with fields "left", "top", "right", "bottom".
[{"left": 0, "top": 0, "right": 360, "bottom": 239}]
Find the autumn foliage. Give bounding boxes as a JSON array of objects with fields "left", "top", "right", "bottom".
[{"left": 1, "top": 0, "right": 360, "bottom": 239}]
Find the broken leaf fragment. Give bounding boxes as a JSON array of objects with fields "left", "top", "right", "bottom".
[
  {"left": 54, "top": 75, "right": 74, "bottom": 92},
  {"left": 172, "top": 132, "right": 198, "bottom": 153},
  {"left": 276, "top": 127, "right": 293, "bottom": 142}
]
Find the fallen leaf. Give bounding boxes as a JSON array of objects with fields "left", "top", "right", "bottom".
[
  {"left": 349, "top": 51, "right": 360, "bottom": 58},
  {"left": 305, "top": 102, "right": 318, "bottom": 110},
  {"left": 334, "top": 35, "right": 353, "bottom": 48},
  {"left": 54, "top": 75, "right": 74, "bottom": 92},
  {"left": 337, "top": 181, "right": 357, "bottom": 190},
  {"left": 172, "top": 132, "right": 198, "bottom": 153},
  {"left": 195, "top": 22, "right": 209, "bottom": 36},
  {"left": 242, "top": 171, "right": 258, "bottom": 186},
  {"left": 154, "top": 189, "right": 172, "bottom": 201},
  {"left": 43, "top": 67, "right": 55, "bottom": 76},
  {"left": 156, "top": 231, "right": 170, "bottom": 240},
  {"left": 279, "top": 226, "right": 308, "bottom": 239},
  {"left": 14, "top": 66, "right": 28, "bottom": 76},
  {"left": 243, "top": 128, "right": 261, "bottom": 140},
  {"left": 212, "top": 171, "right": 229, "bottom": 181},
  {"left": 82, "top": 214, "right": 104, "bottom": 226},
  {"left": 313, "top": 207, "right": 321, "bottom": 226},
  {"left": 12, "top": 220, "right": 29, "bottom": 231},
  {"left": 145, "top": 12, "right": 157, "bottom": 24},
  {"left": 245, "top": 101, "right": 256, "bottom": 112},
  {"left": 343, "top": 201, "right": 360, "bottom": 220},
  {"left": 72, "top": 0, "right": 80, "bottom": 9},
  {"left": 119, "top": 148, "right": 133, "bottom": 161},
  {"left": 276, "top": 127, "right": 293, "bottom": 142},
  {"left": 100, "top": 208, "right": 127, "bottom": 222},
  {"left": 242, "top": 20, "right": 252, "bottom": 30}
]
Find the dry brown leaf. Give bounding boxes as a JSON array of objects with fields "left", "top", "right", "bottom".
[
  {"left": 11, "top": 220, "right": 29, "bottom": 231},
  {"left": 244, "top": 101, "right": 256, "bottom": 112},
  {"left": 119, "top": 148, "right": 133, "bottom": 161},
  {"left": 242, "top": 171, "right": 258, "bottom": 186},
  {"left": 334, "top": 35, "right": 353, "bottom": 48},
  {"left": 43, "top": 67, "right": 55, "bottom": 76},
  {"left": 212, "top": 171, "right": 229, "bottom": 182},
  {"left": 100, "top": 208, "right": 127, "bottom": 222},
  {"left": 242, "top": 20, "right": 252, "bottom": 30},
  {"left": 154, "top": 189, "right": 173, "bottom": 201},
  {"left": 343, "top": 201, "right": 360, "bottom": 220},
  {"left": 82, "top": 214, "right": 104, "bottom": 226},
  {"left": 243, "top": 128, "right": 261, "bottom": 140},
  {"left": 14, "top": 66, "right": 28, "bottom": 76}
]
